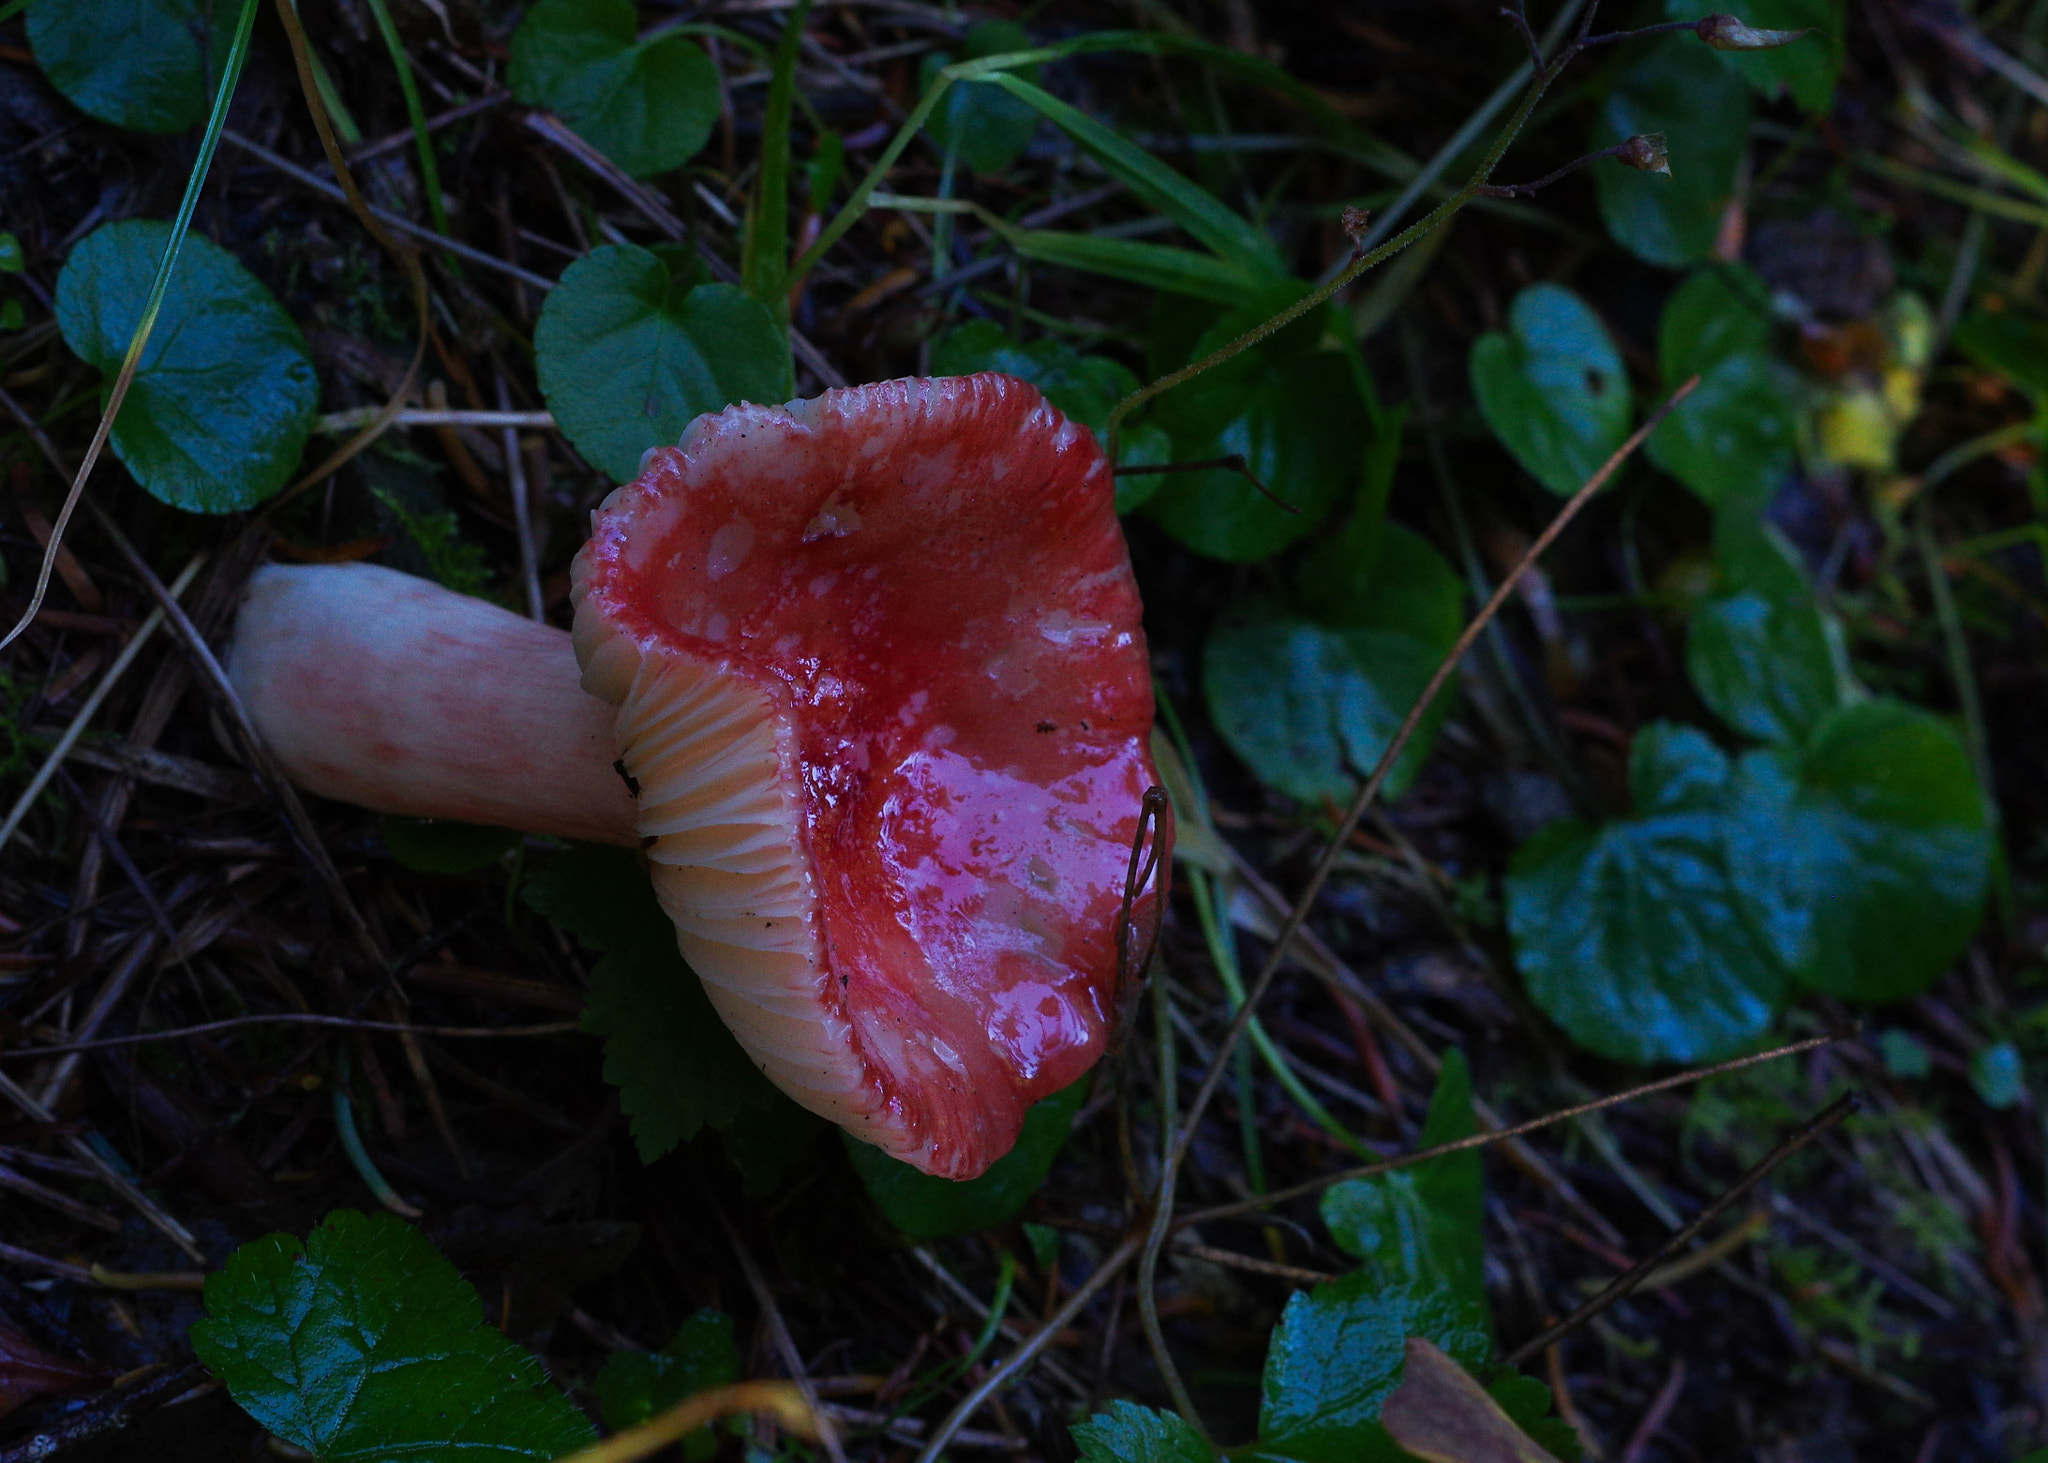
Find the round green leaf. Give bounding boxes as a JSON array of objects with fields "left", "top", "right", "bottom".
[
  {"left": 1470, "top": 283, "right": 1632, "bottom": 497},
  {"left": 26, "top": 0, "right": 217, "bottom": 134},
  {"left": 510, "top": 0, "right": 720, "bottom": 179},
  {"left": 1688, "top": 519, "right": 1848, "bottom": 745},
  {"left": 1591, "top": 36, "right": 1753, "bottom": 267},
  {"left": 55, "top": 219, "right": 317, "bottom": 514},
  {"left": 922, "top": 21, "right": 1041, "bottom": 175},
  {"left": 1143, "top": 349, "right": 1365, "bottom": 558},
  {"left": 1647, "top": 268, "right": 1796, "bottom": 503},
  {"left": 1725, "top": 700, "right": 1992, "bottom": 1002},
  {"left": 535, "top": 245, "right": 791, "bottom": 485},
  {"left": 1507, "top": 724, "right": 1787, "bottom": 1064},
  {"left": 1205, "top": 527, "right": 1462, "bottom": 807},
  {"left": 1969, "top": 1042, "right": 2024, "bottom": 1110}
]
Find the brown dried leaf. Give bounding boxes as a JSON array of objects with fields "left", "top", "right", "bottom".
[{"left": 1380, "top": 1338, "right": 1560, "bottom": 1463}]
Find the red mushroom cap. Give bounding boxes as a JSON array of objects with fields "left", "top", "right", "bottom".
[{"left": 571, "top": 374, "right": 1159, "bottom": 1178}]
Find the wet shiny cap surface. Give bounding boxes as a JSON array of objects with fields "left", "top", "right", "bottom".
[{"left": 571, "top": 374, "right": 1160, "bottom": 1178}]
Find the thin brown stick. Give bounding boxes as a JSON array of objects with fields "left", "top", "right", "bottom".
[
  {"left": 1502, "top": 1090, "right": 1860, "bottom": 1367},
  {"left": 1179, "top": 1025, "right": 1854, "bottom": 1227},
  {"left": 717, "top": 1207, "right": 849, "bottom": 1463},
  {"left": 4, "top": 1013, "right": 583, "bottom": 1058}
]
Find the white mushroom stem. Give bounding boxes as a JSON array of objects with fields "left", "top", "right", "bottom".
[{"left": 229, "top": 563, "right": 638, "bottom": 846}]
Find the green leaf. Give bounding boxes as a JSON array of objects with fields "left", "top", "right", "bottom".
[
  {"left": 1671, "top": 0, "right": 1842, "bottom": 114},
  {"left": 923, "top": 22, "right": 1041, "bottom": 175},
  {"left": 1205, "top": 526, "right": 1462, "bottom": 807},
  {"left": 0, "top": 233, "right": 23, "bottom": 274},
  {"left": 1591, "top": 36, "right": 1753, "bottom": 267},
  {"left": 1506, "top": 724, "right": 1787, "bottom": 1065},
  {"left": 1956, "top": 309, "right": 2048, "bottom": 397},
  {"left": 190, "top": 1210, "right": 597, "bottom": 1462},
  {"left": 1470, "top": 284, "right": 1631, "bottom": 497},
  {"left": 1488, "top": 1373, "right": 1582, "bottom": 1461},
  {"left": 995, "top": 229, "right": 1266, "bottom": 304},
  {"left": 1073, "top": 1401, "right": 1212, "bottom": 1463},
  {"left": 930, "top": 320, "right": 1170, "bottom": 509},
  {"left": 1877, "top": 1029, "right": 1931, "bottom": 1079},
  {"left": 1687, "top": 519, "right": 1847, "bottom": 744},
  {"left": 535, "top": 245, "right": 791, "bottom": 484},
  {"left": 595, "top": 1309, "right": 740, "bottom": 1454},
  {"left": 380, "top": 816, "right": 521, "bottom": 874},
  {"left": 55, "top": 219, "right": 317, "bottom": 513},
  {"left": 509, "top": 0, "right": 719, "bottom": 179},
  {"left": 1969, "top": 1042, "right": 2024, "bottom": 1110},
  {"left": 1726, "top": 700, "right": 1992, "bottom": 1003},
  {"left": 26, "top": 0, "right": 219, "bottom": 134},
  {"left": 1296, "top": 407, "right": 1405, "bottom": 622},
  {"left": 842, "top": 1079, "right": 1086, "bottom": 1240},
  {"left": 1319, "top": 1052, "right": 1487, "bottom": 1355},
  {"left": 523, "top": 844, "right": 795, "bottom": 1160},
  {"left": 1647, "top": 267, "right": 1797, "bottom": 504}
]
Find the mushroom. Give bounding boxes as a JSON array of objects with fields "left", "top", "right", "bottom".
[{"left": 230, "top": 374, "right": 1164, "bottom": 1178}]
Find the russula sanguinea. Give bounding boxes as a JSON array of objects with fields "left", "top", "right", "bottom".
[{"left": 231, "top": 374, "right": 1163, "bottom": 1178}]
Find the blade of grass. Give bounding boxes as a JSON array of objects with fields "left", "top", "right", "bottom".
[
  {"left": 361, "top": 0, "right": 448, "bottom": 237},
  {"left": 745, "top": 0, "right": 812, "bottom": 329},
  {"left": 979, "top": 72, "right": 1283, "bottom": 276},
  {"left": 0, "top": 0, "right": 262, "bottom": 657}
]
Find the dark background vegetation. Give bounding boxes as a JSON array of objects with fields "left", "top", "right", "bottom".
[{"left": 0, "top": 0, "right": 2045, "bottom": 1460}]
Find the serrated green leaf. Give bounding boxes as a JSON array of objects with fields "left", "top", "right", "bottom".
[
  {"left": 842, "top": 1079, "right": 1085, "bottom": 1240},
  {"left": 380, "top": 815, "right": 520, "bottom": 874},
  {"left": 55, "top": 219, "right": 316, "bottom": 513},
  {"left": 1647, "top": 267, "right": 1797, "bottom": 504},
  {"left": 930, "top": 320, "right": 1169, "bottom": 508},
  {"left": 1725, "top": 700, "right": 1991, "bottom": 1002},
  {"left": 923, "top": 22, "right": 1041, "bottom": 175},
  {"left": 1205, "top": 525, "right": 1461, "bottom": 806},
  {"left": 1470, "top": 284, "right": 1631, "bottom": 497},
  {"left": 1507, "top": 724, "right": 1788, "bottom": 1064},
  {"left": 1073, "top": 1401, "right": 1212, "bottom": 1463},
  {"left": 190, "top": 1210, "right": 596, "bottom": 1462},
  {"left": 509, "top": 0, "right": 719, "bottom": 178},
  {"left": 595, "top": 1309, "right": 740, "bottom": 1453},
  {"left": 523, "top": 845, "right": 795, "bottom": 1160},
  {"left": 27, "top": 0, "right": 220, "bottom": 134},
  {"left": 1320, "top": 1052, "right": 1486, "bottom": 1355},
  {"left": 1671, "top": 0, "right": 1841, "bottom": 113},
  {"left": 536, "top": 245, "right": 791, "bottom": 484},
  {"left": 1591, "top": 37, "right": 1752, "bottom": 267}
]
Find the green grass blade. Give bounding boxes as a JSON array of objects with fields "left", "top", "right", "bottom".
[
  {"left": 745, "top": 0, "right": 812, "bottom": 330},
  {"left": 362, "top": 0, "right": 447, "bottom": 237},
  {"left": 981, "top": 72, "right": 1282, "bottom": 277}
]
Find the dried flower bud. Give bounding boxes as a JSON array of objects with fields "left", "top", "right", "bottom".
[
  {"left": 1613, "top": 133, "right": 1671, "bottom": 177},
  {"left": 1696, "top": 12, "right": 1811, "bottom": 49},
  {"left": 1341, "top": 205, "right": 1371, "bottom": 245}
]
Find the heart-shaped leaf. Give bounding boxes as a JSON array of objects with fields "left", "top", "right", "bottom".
[
  {"left": 1591, "top": 36, "right": 1753, "bottom": 267},
  {"left": 922, "top": 21, "right": 1041, "bottom": 175},
  {"left": 55, "top": 219, "right": 317, "bottom": 513},
  {"left": 1470, "top": 284, "right": 1631, "bottom": 497},
  {"left": 26, "top": 0, "right": 220, "bottom": 135},
  {"left": 1507, "top": 724, "right": 1788, "bottom": 1064},
  {"left": 1726, "top": 700, "right": 1991, "bottom": 1002},
  {"left": 1205, "top": 525, "right": 1463, "bottom": 806},
  {"left": 1647, "top": 267, "right": 1797, "bottom": 504},
  {"left": 535, "top": 244, "right": 791, "bottom": 484},
  {"left": 510, "top": 0, "right": 720, "bottom": 178},
  {"left": 1687, "top": 518, "right": 1849, "bottom": 744}
]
